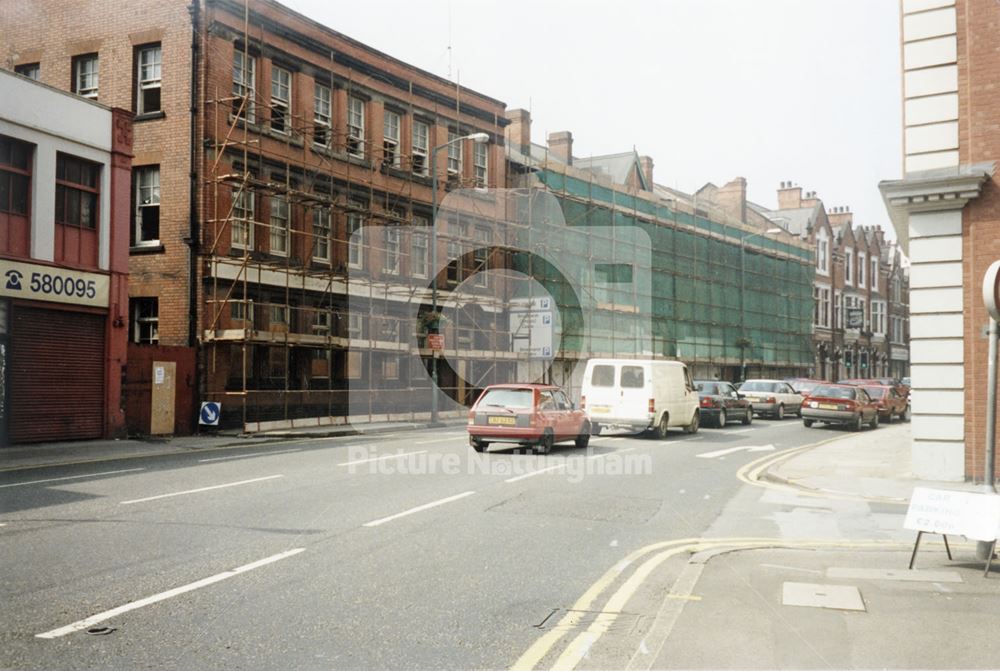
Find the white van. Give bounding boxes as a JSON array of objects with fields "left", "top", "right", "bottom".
[{"left": 580, "top": 359, "right": 700, "bottom": 438}]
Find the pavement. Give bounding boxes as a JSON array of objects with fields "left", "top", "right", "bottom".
[{"left": 4, "top": 419, "right": 999, "bottom": 669}]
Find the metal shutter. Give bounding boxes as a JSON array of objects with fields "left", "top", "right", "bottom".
[{"left": 9, "top": 307, "right": 105, "bottom": 443}]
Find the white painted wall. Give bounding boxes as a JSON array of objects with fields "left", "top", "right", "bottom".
[{"left": 0, "top": 71, "right": 114, "bottom": 270}]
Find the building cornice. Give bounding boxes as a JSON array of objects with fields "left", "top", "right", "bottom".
[{"left": 879, "top": 162, "right": 995, "bottom": 253}]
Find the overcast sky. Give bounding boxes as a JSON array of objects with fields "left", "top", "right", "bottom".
[{"left": 281, "top": 0, "right": 902, "bottom": 239}]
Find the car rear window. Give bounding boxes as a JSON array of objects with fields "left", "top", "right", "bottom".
[
  {"left": 591, "top": 365, "right": 615, "bottom": 387},
  {"left": 862, "top": 386, "right": 886, "bottom": 399},
  {"left": 477, "top": 388, "right": 534, "bottom": 409},
  {"left": 740, "top": 381, "right": 776, "bottom": 392},
  {"left": 621, "top": 366, "right": 645, "bottom": 388},
  {"left": 812, "top": 385, "right": 856, "bottom": 400},
  {"left": 696, "top": 382, "right": 718, "bottom": 394}
]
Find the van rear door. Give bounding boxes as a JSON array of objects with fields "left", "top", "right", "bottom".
[
  {"left": 585, "top": 363, "right": 618, "bottom": 420},
  {"left": 618, "top": 363, "right": 648, "bottom": 421}
]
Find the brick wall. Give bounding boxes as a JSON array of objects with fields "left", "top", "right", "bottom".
[
  {"left": 0, "top": 0, "right": 195, "bottom": 346},
  {"left": 958, "top": 0, "right": 1000, "bottom": 480}
]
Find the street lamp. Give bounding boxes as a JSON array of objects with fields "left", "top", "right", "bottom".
[
  {"left": 430, "top": 131, "right": 490, "bottom": 424},
  {"left": 739, "top": 227, "right": 782, "bottom": 382}
]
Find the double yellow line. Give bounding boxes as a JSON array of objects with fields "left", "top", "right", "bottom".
[{"left": 511, "top": 536, "right": 911, "bottom": 671}]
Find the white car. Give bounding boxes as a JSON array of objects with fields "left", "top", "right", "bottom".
[{"left": 737, "top": 379, "right": 803, "bottom": 419}]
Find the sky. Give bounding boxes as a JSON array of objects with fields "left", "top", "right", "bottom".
[{"left": 281, "top": 0, "right": 903, "bottom": 239}]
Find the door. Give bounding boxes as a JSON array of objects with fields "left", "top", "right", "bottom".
[
  {"left": 9, "top": 306, "right": 105, "bottom": 443},
  {"left": 585, "top": 363, "right": 617, "bottom": 421},
  {"left": 618, "top": 364, "right": 647, "bottom": 421}
]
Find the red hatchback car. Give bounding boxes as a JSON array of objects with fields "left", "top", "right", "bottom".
[
  {"left": 801, "top": 383, "right": 880, "bottom": 431},
  {"left": 467, "top": 383, "right": 590, "bottom": 454}
]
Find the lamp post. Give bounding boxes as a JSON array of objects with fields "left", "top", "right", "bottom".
[
  {"left": 739, "top": 227, "right": 782, "bottom": 382},
  {"left": 430, "top": 131, "right": 490, "bottom": 424}
]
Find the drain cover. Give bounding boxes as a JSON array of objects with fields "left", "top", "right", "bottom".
[
  {"left": 782, "top": 582, "right": 866, "bottom": 611},
  {"left": 86, "top": 626, "right": 116, "bottom": 636}
]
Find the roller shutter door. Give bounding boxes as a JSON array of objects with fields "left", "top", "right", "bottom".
[{"left": 9, "top": 307, "right": 105, "bottom": 443}]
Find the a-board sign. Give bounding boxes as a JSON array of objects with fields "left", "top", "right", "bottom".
[
  {"left": 904, "top": 487, "right": 1000, "bottom": 542},
  {"left": 984, "top": 259, "right": 1000, "bottom": 322}
]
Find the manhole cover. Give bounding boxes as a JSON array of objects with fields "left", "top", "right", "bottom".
[{"left": 782, "top": 582, "right": 866, "bottom": 611}]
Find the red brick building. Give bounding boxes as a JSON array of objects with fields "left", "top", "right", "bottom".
[
  {"left": 0, "top": 70, "right": 132, "bottom": 443},
  {"left": 1, "top": 0, "right": 509, "bottom": 433}
]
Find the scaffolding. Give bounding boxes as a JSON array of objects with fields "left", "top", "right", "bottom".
[{"left": 198, "top": 1, "right": 532, "bottom": 431}]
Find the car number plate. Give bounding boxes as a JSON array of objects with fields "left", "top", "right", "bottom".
[
  {"left": 590, "top": 405, "right": 610, "bottom": 414},
  {"left": 488, "top": 415, "right": 516, "bottom": 425},
  {"left": 819, "top": 403, "right": 839, "bottom": 410}
]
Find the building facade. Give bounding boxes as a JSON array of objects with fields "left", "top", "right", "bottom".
[
  {"left": 755, "top": 184, "right": 909, "bottom": 383},
  {"left": 2, "top": 0, "right": 510, "bottom": 433},
  {"left": 0, "top": 70, "right": 132, "bottom": 443},
  {"left": 505, "top": 113, "right": 816, "bottom": 396},
  {"left": 880, "top": 0, "right": 999, "bottom": 482}
]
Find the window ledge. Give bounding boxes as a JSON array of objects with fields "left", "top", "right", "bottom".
[
  {"left": 134, "top": 111, "right": 166, "bottom": 123},
  {"left": 130, "top": 243, "right": 165, "bottom": 255}
]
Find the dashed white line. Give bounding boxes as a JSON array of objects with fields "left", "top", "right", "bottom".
[
  {"left": 362, "top": 491, "right": 476, "bottom": 527},
  {"left": 0, "top": 468, "right": 145, "bottom": 489},
  {"left": 198, "top": 449, "right": 301, "bottom": 463},
  {"left": 120, "top": 475, "right": 283, "bottom": 505},
  {"left": 413, "top": 436, "right": 466, "bottom": 445},
  {"left": 504, "top": 464, "right": 568, "bottom": 483},
  {"left": 587, "top": 447, "right": 636, "bottom": 460},
  {"left": 337, "top": 450, "right": 427, "bottom": 467},
  {"left": 35, "top": 548, "right": 305, "bottom": 639}
]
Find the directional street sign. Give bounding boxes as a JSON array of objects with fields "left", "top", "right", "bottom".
[{"left": 199, "top": 402, "right": 221, "bottom": 426}]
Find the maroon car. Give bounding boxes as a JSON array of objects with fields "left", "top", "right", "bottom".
[
  {"left": 801, "top": 383, "right": 880, "bottom": 431},
  {"left": 467, "top": 383, "right": 590, "bottom": 454},
  {"left": 860, "top": 384, "right": 911, "bottom": 422}
]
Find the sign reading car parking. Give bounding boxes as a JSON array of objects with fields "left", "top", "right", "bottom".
[
  {"left": 984, "top": 259, "right": 1000, "bottom": 322},
  {"left": 199, "top": 402, "right": 221, "bottom": 426}
]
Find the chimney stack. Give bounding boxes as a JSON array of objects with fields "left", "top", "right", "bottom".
[
  {"left": 777, "top": 181, "right": 803, "bottom": 210},
  {"left": 638, "top": 155, "right": 654, "bottom": 190},
  {"left": 504, "top": 108, "right": 532, "bottom": 156},
  {"left": 547, "top": 131, "right": 573, "bottom": 166},
  {"left": 718, "top": 177, "right": 748, "bottom": 223}
]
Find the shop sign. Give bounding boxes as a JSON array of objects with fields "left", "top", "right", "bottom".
[{"left": 1, "top": 259, "right": 109, "bottom": 308}]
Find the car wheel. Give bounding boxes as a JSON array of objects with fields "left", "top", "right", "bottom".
[
  {"left": 852, "top": 413, "right": 863, "bottom": 432},
  {"left": 470, "top": 437, "right": 488, "bottom": 453},
  {"left": 576, "top": 423, "right": 591, "bottom": 449},
  {"left": 742, "top": 407, "right": 753, "bottom": 425},
  {"left": 870, "top": 412, "right": 879, "bottom": 430},
  {"left": 717, "top": 409, "right": 727, "bottom": 429},
  {"left": 684, "top": 411, "right": 699, "bottom": 434},
  {"left": 803, "top": 419, "right": 814, "bottom": 428},
  {"left": 536, "top": 431, "right": 554, "bottom": 455},
  {"left": 776, "top": 404, "right": 785, "bottom": 420},
  {"left": 654, "top": 413, "right": 669, "bottom": 439}
]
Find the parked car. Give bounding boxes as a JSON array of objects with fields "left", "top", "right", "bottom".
[
  {"left": 736, "top": 379, "right": 803, "bottom": 419},
  {"left": 581, "top": 359, "right": 699, "bottom": 438},
  {"left": 801, "top": 383, "right": 880, "bottom": 431},
  {"left": 859, "top": 384, "right": 911, "bottom": 422},
  {"left": 839, "top": 377, "right": 910, "bottom": 402},
  {"left": 694, "top": 380, "right": 753, "bottom": 427},
  {"left": 467, "top": 383, "right": 590, "bottom": 454},
  {"left": 784, "top": 377, "right": 828, "bottom": 396}
]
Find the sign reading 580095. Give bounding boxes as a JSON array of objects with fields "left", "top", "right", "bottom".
[{"left": 1, "top": 259, "right": 109, "bottom": 308}]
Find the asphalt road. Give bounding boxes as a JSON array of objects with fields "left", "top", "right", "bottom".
[{"left": 1, "top": 416, "right": 829, "bottom": 670}]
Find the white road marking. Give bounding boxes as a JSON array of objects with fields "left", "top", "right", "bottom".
[
  {"left": 727, "top": 429, "right": 754, "bottom": 434},
  {"left": 0, "top": 523, "right": 6, "bottom": 527},
  {"left": 610, "top": 539, "right": 619, "bottom": 547},
  {"left": 696, "top": 444, "right": 775, "bottom": 459},
  {"left": 413, "top": 436, "right": 465, "bottom": 445},
  {"left": 362, "top": 491, "right": 476, "bottom": 527},
  {"left": 770, "top": 421, "right": 803, "bottom": 428},
  {"left": 337, "top": 450, "right": 427, "bottom": 467},
  {"left": 587, "top": 447, "right": 636, "bottom": 460},
  {"left": 198, "top": 449, "right": 300, "bottom": 463},
  {"left": 599, "top": 437, "right": 625, "bottom": 443},
  {"left": 35, "top": 548, "right": 305, "bottom": 639},
  {"left": 0, "top": 468, "right": 145, "bottom": 489},
  {"left": 505, "top": 464, "right": 568, "bottom": 483},
  {"left": 120, "top": 475, "right": 283, "bottom": 505}
]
